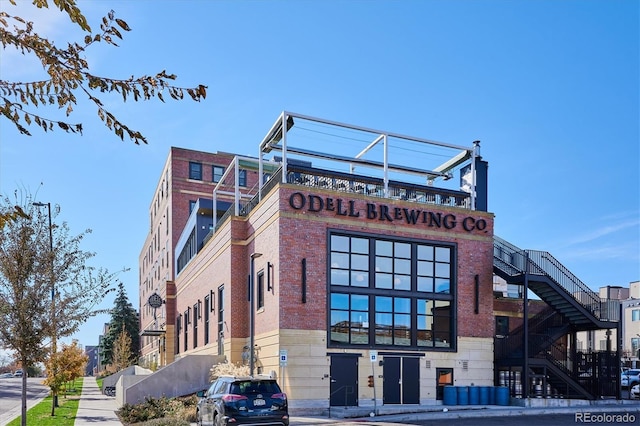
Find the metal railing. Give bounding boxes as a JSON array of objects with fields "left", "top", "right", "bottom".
[{"left": 493, "top": 236, "right": 620, "bottom": 322}]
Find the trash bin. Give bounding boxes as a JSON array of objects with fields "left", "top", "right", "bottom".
[
  {"left": 469, "top": 386, "right": 479, "bottom": 405},
  {"left": 443, "top": 385, "right": 457, "bottom": 405},
  {"left": 495, "top": 386, "right": 510, "bottom": 406},
  {"left": 457, "top": 386, "right": 469, "bottom": 405},
  {"left": 479, "top": 386, "right": 490, "bottom": 405}
]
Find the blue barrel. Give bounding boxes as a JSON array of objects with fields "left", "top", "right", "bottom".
[
  {"left": 443, "top": 386, "right": 457, "bottom": 405},
  {"left": 495, "top": 386, "right": 510, "bottom": 406},
  {"left": 468, "top": 386, "right": 479, "bottom": 405},
  {"left": 489, "top": 386, "right": 496, "bottom": 404},
  {"left": 479, "top": 386, "right": 490, "bottom": 405},
  {"left": 457, "top": 386, "right": 469, "bottom": 405}
]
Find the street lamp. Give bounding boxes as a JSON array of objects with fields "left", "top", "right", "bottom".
[
  {"left": 249, "top": 252, "right": 262, "bottom": 376},
  {"left": 34, "top": 201, "right": 57, "bottom": 409}
]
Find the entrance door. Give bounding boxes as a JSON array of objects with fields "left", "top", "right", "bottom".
[
  {"left": 436, "top": 367, "right": 454, "bottom": 400},
  {"left": 383, "top": 357, "right": 420, "bottom": 404},
  {"left": 330, "top": 355, "right": 358, "bottom": 406}
]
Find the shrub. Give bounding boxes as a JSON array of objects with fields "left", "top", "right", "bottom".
[{"left": 116, "top": 394, "right": 198, "bottom": 425}]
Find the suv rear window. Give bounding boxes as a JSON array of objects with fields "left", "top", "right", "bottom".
[{"left": 231, "top": 380, "right": 282, "bottom": 395}]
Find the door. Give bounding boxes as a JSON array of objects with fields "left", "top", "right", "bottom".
[
  {"left": 436, "top": 367, "right": 453, "bottom": 400},
  {"left": 330, "top": 355, "right": 358, "bottom": 406},
  {"left": 383, "top": 357, "right": 420, "bottom": 404}
]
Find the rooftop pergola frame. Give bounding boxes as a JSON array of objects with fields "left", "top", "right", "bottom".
[
  {"left": 257, "top": 111, "right": 481, "bottom": 208},
  {"left": 213, "top": 112, "right": 482, "bottom": 229}
]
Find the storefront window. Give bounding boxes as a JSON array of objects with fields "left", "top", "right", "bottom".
[{"left": 329, "top": 232, "right": 455, "bottom": 350}]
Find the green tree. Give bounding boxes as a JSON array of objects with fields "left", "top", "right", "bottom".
[
  {"left": 0, "top": 0, "right": 206, "bottom": 144},
  {"left": 0, "top": 193, "right": 120, "bottom": 423},
  {"left": 101, "top": 282, "right": 139, "bottom": 368}
]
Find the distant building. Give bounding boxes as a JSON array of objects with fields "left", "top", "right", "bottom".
[{"left": 84, "top": 345, "right": 99, "bottom": 376}]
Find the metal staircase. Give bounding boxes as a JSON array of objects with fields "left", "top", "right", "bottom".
[{"left": 493, "top": 236, "right": 620, "bottom": 400}]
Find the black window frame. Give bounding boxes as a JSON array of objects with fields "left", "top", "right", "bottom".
[
  {"left": 189, "top": 161, "right": 203, "bottom": 180},
  {"left": 212, "top": 165, "right": 224, "bottom": 183},
  {"left": 257, "top": 270, "right": 265, "bottom": 309},
  {"left": 239, "top": 169, "right": 247, "bottom": 187},
  {"left": 327, "top": 230, "right": 456, "bottom": 351}
]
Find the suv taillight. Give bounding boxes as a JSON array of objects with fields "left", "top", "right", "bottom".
[
  {"left": 222, "top": 394, "right": 248, "bottom": 403},
  {"left": 271, "top": 392, "right": 287, "bottom": 400}
]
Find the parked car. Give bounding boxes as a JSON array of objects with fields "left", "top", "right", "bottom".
[
  {"left": 0, "top": 372, "right": 13, "bottom": 378},
  {"left": 621, "top": 369, "right": 640, "bottom": 388},
  {"left": 197, "top": 375, "right": 288, "bottom": 426},
  {"left": 13, "top": 369, "right": 23, "bottom": 378},
  {"left": 631, "top": 384, "right": 639, "bottom": 399}
]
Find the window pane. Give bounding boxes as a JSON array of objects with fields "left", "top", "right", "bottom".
[
  {"left": 435, "top": 247, "right": 450, "bottom": 262},
  {"left": 394, "top": 274, "right": 411, "bottom": 291},
  {"left": 418, "top": 277, "right": 434, "bottom": 293},
  {"left": 351, "top": 294, "right": 369, "bottom": 311},
  {"left": 395, "top": 258, "right": 411, "bottom": 274},
  {"left": 376, "top": 296, "right": 392, "bottom": 312},
  {"left": 331, "top": 293, "right": 349, "bottom": 309},
  {"left": 376, "top": 240, "right": 392, "bottom": 256},
  {"left": 375, "top": 273, "right": 392, "bottom": 289},
  {"left": 395, "top": 242, "right": 411, "bottom": 258},
  {"left": 417, "top": 245, "right": 433, "bottom": 260},
  {"left": 331, "top": 270, "right": 349, "bottom": 286},
  {"left": 351, "top": 254, "right": 369, "bottom": 270},
  {"left": 395, "top": 298, "right": 411, "bottom": 313},
  {"left": 418, "top": 260, "right": 433, "bottom": 276},
  {"left": 351, "top": 237, "right": 369, "bottom": 254},
  {"left": 331, "top": 235, "right": 349, "bottom": 252},
  {"left": 351, "top": 271, "right": 368, "bottom": 287},
  {"left": 434, "top": 279, "right": 450, "bottom": 293},
  {"left": 331, "top": 310, "right": 348, "bottom": 326},
  {"left": 331, "top": 252, "right": 349, "bottom": 269},
  {"left": 435, "top": 263, "right": 450, "bottom": 278},
  {"left": 375, "top": 257, "right": 392, "bottom": 273}
]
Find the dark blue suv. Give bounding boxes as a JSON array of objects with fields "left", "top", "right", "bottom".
[{"left": 197, "top": 375, "right": 289, "bottom": 426}]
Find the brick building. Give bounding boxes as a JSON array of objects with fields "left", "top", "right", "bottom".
[
  {"left": 139, "top": 112, "right": 620, "bottom": 409},
  {"left": 159, "top": 112, "right": 496, "bottom": 409}
]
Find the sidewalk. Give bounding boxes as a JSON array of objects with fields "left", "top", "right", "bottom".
[{"left": 74, "top": 376, "right": 122, "bottom": 425}]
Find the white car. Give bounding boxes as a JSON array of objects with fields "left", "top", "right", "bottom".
[
  {"left": 631, "top": 384, "right": 640, "bottom": 399},
  {"left": 621, "top": 369, "right": 640, "bottom": 388}
]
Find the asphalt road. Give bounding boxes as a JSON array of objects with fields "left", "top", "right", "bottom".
[
  {"left": 411, "top": 413, "right": 640, "bottom": 426},
  {"left": 0, "top": 376, "right": 49, "bottom": 426}
]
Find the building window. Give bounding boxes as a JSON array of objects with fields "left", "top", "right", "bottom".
[
  {"left": 239, "top": 169, "right": 247, "bottom": 187},
  {"left": 183, "top": 310, "right": 189, "bottom": 352},
  {"left": 631, "top": 338, "right": 639, "bottom": 357},
  {"left": 495, "top": 316, "right": 509, "bottom": 337},
  {"left": 193, "top": 303, "right": 198, "bottom": 348},
  {"left": 257, "top": 270, "right": 265, "bottom": 309},
  {"left": 189, "top": 200, "right": 196, "bottom": 214},
  {"left": 189, "top": 162, "right": 202, "bottom": 180},
  {"left": 217, "top": 285, "right": 224, "bottom": 356},
  {"left": 213, "top": 165, "right": 224, "bottom": 183},
  {"left": 329, "top": 232, "right": 455, "bottom": 350},
  {"left": 632, "top": 309, "right": 640, "bottom": 321},
  {"left": 176, "top": 314, "right": 182, "bottom": 355},
  {"left": 204, "top": 295, "right": 210, "bottom": 345}
]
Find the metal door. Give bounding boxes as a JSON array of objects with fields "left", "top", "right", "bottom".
[
  {"left": 330, "top": 355, "right": 358, "bottom": 406},
  {"left": 383, "top": 357, "right": 420, "bottom": 404}
]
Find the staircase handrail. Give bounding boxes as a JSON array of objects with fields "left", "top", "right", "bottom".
[{"left": 493, "top": 236, "right": 612, "bottom": 321}]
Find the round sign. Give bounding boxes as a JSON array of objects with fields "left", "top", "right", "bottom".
[{"left": 148, "top": 292, "right": 163, "bottom": 308}]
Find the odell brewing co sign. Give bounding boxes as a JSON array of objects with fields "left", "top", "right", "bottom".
[{"left": 288, "top": 191, "right": 488, "bottom": 233}]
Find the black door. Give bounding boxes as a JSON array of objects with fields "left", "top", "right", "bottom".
[
  {"left": 330, "top": 355, "right": 358, "bottom": 406},
  {"left": 402, "top": 357, "right": 420, "bottom": 404},
  {"left": 436, "top": 367, "right": 453, "bottom": 400},
  {"left": 383, "top": 357, "right": 420, "bottom": 404},
  {"left": 383, "top": 357, "right": 401, "bottom": 404}
]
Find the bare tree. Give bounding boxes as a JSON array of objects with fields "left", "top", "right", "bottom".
[
  {"left": 0, "top": 0, "right": 206, "bottom": 144},
  {"left": 0, "top": 192, "right": 121, "bottom": 423}
]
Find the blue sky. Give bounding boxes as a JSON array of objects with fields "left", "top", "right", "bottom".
[{"left": 0, "top": 0, "right": 638, "bottom": 349}]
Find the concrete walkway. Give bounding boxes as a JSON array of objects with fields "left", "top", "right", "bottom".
[{"left": 74, "top": 376, "right": 122, "bottom": 425}]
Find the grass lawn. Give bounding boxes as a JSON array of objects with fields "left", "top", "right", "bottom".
[{"left": 7, "top": 378, "right": 84, "bottom": 426}]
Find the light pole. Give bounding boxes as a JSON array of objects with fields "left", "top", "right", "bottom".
[
  {"left": 34, "top": 202, "right": 57, "bottom": 409},
  {"left": 249, "top": 252, "right": 262, "bottom": 376}
]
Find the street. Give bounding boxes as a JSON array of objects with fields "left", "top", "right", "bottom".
[
  {"left": 0, "top": 376, "right": 49, "bottom": 426},
  {"left": 408, "top": 413, "right": 640, "bottom": 426}
]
